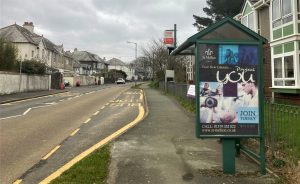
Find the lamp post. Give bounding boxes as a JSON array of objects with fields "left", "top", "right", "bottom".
[
  {"left": 126, "top": 41, "right": 137, "bottom": 86},
  {"left": 126, "top": 41, "right": 137, "bottom": 60}
]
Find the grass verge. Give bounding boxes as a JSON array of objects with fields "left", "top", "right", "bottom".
[{"left": 51, "top": 144, "right": 111, "bottom": 184}]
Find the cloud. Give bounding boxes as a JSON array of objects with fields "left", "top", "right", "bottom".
[{"left": 0, "top": 0, "right": 206, "bottom": 62}]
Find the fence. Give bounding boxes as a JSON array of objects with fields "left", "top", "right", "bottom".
[{"left": 159, "top": 81, "right": 300, "bottom": 163}]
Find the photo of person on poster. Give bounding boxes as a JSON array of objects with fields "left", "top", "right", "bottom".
[
  {"left": 238, "top": 46, "right": 258, "bottom": 66},
  {"left": 239, "top": 82, "right": 258, "bottom": 107},
  {"left": 199, "top": 82, "right": 239, "bottom": 123},
  {"left": 199, "top": 81, "right": 259, "bottom": 124},
  {"left": 218, "top": 45, "right": 239, "bottom": 65}
]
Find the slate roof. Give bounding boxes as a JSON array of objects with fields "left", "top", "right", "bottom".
[
  {"left": 0, "top": 24, "right": 40, "bottom": 44},
  {"left": 71, "top": 51, "right": 105, "bottom": 63},
  {"left": 0, "top": 23, "right": 59, "bottom": 53},
  {"left": 107, "top": 58, "right": 126, "bottom": 66}
]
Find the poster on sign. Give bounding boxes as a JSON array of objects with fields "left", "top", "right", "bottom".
[{"left": 198, "top": 44, "right": 259, "bottom": 137}]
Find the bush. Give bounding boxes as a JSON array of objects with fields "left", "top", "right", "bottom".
[
  {"left": 0, "top": 38, "right": 19, "bottom": 72},
  {"left": 21, "top": 59, "right": 46, "bottom": 75},
  {"left": 148, "top": 80, "right": 159, "bottom": 88}
]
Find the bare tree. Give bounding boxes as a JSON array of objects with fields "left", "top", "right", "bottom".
[{"left": 141, "top": 39, "right": 189, "bottom": 82}]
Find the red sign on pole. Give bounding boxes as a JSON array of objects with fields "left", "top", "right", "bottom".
[{"left": 164, "top": 30, "right": 174, "bottom": 47}]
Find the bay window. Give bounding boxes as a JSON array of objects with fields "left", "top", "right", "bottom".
[
  {"left": 272, "top": 0, "right": 292, "bottom": 28},
  {"left": 273, "top": 55, "right": 296, "bottom": 87}
]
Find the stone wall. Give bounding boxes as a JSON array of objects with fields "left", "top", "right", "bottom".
[{"left": 0, "top": 72, "right": 50, "bottom": 95}]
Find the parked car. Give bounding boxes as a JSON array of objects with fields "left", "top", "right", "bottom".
[{"left": 116, "top": 78, "right": 125, "bottom": 84}]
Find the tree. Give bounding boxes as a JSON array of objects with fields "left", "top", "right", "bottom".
[
  {"left": 0, "top": 38, "right": 19, "bottom": 72},
  {"left": 141, "top": 39, "right": 189, "bottom": 82},
  {"left": 193, "top": 0, "right": 244, "bottom": 31}
]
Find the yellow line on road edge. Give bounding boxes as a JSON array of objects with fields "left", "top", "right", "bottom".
[
  {"left": 13, "top": 179, "right": 22, "bottom": 184},
  {"left": 40, "top": 105, "right": 145, "bottom": 184},
  {"left": 70, "top": 128, "right": 80, "bottom": 136},
  {"left": 93, "top": 111, "right": 99, "bottom": 116},
  {"left": 83, "top": 118, "right": 91, "bottom": 124},
  {"left": 42, "top": 145, "right": 61, "bottom": 160},
  {"left": 139, "top": 93, "right": 143, "bottom": 100}
]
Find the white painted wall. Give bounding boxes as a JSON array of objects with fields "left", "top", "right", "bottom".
[
  {"left": 64, "top": 76, "right": 95, "bottom": 86},
  {"left": 14, "top": 41, "right": 52, "bottom": 67},
  {"left": 108, "top": 65, "right": 135, "bottom": 80},
  {"left": 0, "top": 72, "right": 50, "bottom": 95}
]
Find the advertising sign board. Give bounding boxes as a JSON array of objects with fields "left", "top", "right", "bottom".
[{"left": 198, "top": 44, "right": 259, "bottom": 137}]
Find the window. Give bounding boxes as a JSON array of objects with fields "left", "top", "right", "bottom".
[
  {"left": 272, "top": 0, "right": 292, "bottom": 28},
  {"left": 298, "top": 0, "right": 300, "bottom": 19},
  {"left": 273, "top": 55, "right": 296, "bottom": 86},
  {"left": 32, "top": 51, "right": 34, "bottom": 58},
  {"left": 241, "top": 12, "right": 255, "bottom": 31}
]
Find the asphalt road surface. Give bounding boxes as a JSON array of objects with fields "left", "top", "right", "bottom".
[{"left": 0, "top": 84, "right": 143, "bottom": 184}]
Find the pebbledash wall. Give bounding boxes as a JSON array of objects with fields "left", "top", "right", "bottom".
[{"left": 0, "top": 72, "right": 51, "bottom": 95}]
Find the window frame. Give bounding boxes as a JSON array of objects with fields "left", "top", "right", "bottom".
[
  {"left": 272, "top": 0, "right": 293, "bottom": 28},
  {"left": 272, "top": 52, "right": 297, "bottom": 88},
  {"left": 241, "top": 10, "right": 255, "bottom": 32}
]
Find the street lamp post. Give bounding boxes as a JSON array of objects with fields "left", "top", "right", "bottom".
[
  {"left": 126, "top": 41, "right": 137, "bottom": 60},
  {"left": 126, "top": 41, "right": 137, "bottom": 86}
]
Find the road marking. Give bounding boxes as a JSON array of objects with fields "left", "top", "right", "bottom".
[
  {"left": 42, "top": 145, "right": 61, "bottom": 160},
  {"left": 105, "top": 103, "right": 109, "bottom": 106},
  {"left": 70, "top": 128, "right": 80, "bottom": 136},
  {"left": 139, "top": 92, "right": 143, "bottom": 100},
  {"left": 59, "top": 99, "right": 64, "bottom": 102},
  {"left": 83, "top": 118, "right": 91, "bottom": 124},
  {"left": 40, "top": 105, "right": 145, "bottom": 184},
  {"left": 0, "top": 114, "right": 22, "bottom": 120},
  {"left": 93, "top": 111, "right": 99, "bottom": 116},
  {"left": 44, "top": 102, "right": 56, "bottom": 105},
  {"left": 1, "top": 103, "right": 12, "bottom": 105},
  {"left": 100, "top": 106, "right": 105, "bottom": 109},
  {"left": 13, "top": 179, "right": 22, "bottom": 184},
  {"left": 23, "top": 108, "right": 32, "bottom": 115}
]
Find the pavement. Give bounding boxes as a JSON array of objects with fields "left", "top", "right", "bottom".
[
  {"left": 0, "top": 89, "right": 68, "bottom": 104},
  {"left": 0, "top": 84, "right": 277, "bottom": 184},
  {"left": 108, "top": 84, "right": 276, "bottom": 184}
]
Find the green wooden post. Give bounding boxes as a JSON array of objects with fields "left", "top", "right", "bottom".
[
  {"left": 259, "top": 43, "right": 266, "bottom": 175},
  {"left": 195, "top": 42, "right": 200, "bottom": 138},
  {"left": 222, "top": 138, "right": 236, "bottom": 174}
]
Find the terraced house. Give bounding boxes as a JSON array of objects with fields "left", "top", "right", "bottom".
[{"left": 236, "top": 0, "right": 300, "bottom": 104}]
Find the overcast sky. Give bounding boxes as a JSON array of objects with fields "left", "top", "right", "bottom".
[{"left": 0, "top": 0, "right": 206, "bottom": 62}]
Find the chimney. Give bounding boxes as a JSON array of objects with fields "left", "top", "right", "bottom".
[{"left": 23, "top": 22, "right": 34, "bottom": 33}]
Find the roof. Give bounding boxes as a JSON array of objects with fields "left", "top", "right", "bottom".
[
  {"left": 0, "top": 23, "right": 60, "bottom": 53},
  {"left": 71, "top": 50, "right": 104, "bottom": 63},
  {"left": 0, "top": 24, "right": 40, "bottom": 45},
  {"left": 171, "top": 17, "right": 267, "bottom": 56},
  {"left": 107, "top": 58, "right": 126, "bottom": 66}
]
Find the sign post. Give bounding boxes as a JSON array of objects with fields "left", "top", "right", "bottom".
[{"left": 171, "top": 17, "right": 267, "bottom": 175}]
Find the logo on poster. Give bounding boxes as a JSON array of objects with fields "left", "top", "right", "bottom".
[{"left": 202, "top": 48, "right": 216, "bottom": 60}]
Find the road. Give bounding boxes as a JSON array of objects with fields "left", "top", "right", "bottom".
[{"left": 0, "top": 84, "right": 144, "bottom": 184}]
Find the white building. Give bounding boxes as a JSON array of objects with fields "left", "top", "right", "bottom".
[{"left": 107, "top": 58, "right": 136, "bottom": 80}]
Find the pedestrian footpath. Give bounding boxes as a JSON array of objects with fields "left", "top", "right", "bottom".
[
  {"left": 108, "top": 84, "right": 276, "bottom": 184},
  {"left": 0, "top": 89, "right": 68, "bottom": 104}
]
